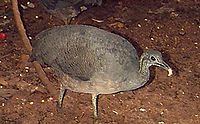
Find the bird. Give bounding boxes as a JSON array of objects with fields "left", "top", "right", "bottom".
[
  {"left": 40, "top": 0, "right": 102, "bottom": 24},
  {"left": 30, "top": 25, "right": 172, "bottom": 117}
]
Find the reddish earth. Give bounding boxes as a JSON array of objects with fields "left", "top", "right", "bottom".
[{"left": 0, "top": 0, "right": 200, "bottom": 124}]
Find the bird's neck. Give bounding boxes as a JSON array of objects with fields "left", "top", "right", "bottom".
[
  {"left": 139, "top": 58, "right": 150, "bottom": 80},
  {"left": 138, "top": 58, "right": 150, "bottom": 85},
  {"left": 122, "top": 59, "right": 150, "bottom": 91}
]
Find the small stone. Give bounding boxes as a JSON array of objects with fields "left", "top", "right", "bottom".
[
  {"left": 158, "top": 121, "right": 165, "bottom": 124},
  {"left": 25, "top": 66, "right": 29, "bottom": 69},
  {"left": 80, "top": 6, "right": 87, "bottom": 11},
  {"left": 25, "top": 66, "right": 29, "bottom": 73},
  {"left": 27, "top": 2, "right": 35, "bottom": 8},
  {"left": 179, "top": 30, "right": 186, "bottom": 36},
  {"left": 35, "top": 16, "right": 39, "bottom": 19},
  {"left": 47, "top": 67, "right": 51, "bottom": 70},
  {"left": 138, "top": 24, "right": 142, "bottom": 27},
  {"left": 139, "top": 108, "right": 146, "bottom": 112},
  {"left": 28, "top": 36, "right": 32, "bottom": 40},
  {"left": 21, "top": 98, "right": 27, "bottom": 102},
  {"left": 150, "top": 37, "right": 154, "bottom": 41},
  {"left": 48, "top": 97, "right": 54, "bottom": 101},
  {"left": 3, "top": 16, "right": 7, "bottom": 19},
  {"left": 30, "top": 101, "right": 34, "bottom": 105},
  {"left": 41, "top": 100, "right": 45, "bottom": 103},
  {"left": 112, "top": 110, "right": 118, "bottom": 114}
]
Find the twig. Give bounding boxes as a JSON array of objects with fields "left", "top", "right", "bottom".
[
  {"left": 11, "top": 0, "right": 56, "bottom": 96},
  {"left": 12, "top": 0, "right": 32, "bottom": 53}
]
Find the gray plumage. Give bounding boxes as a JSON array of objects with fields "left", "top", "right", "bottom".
[
  {"left": 41, "top": 0, "right": 102, "bottom": 10},
  {"left": 40, "top": 0, "right": 102, "bottom": 23},
  {"left": 31, "top": 25, "right": 172, "bottom": 117}
]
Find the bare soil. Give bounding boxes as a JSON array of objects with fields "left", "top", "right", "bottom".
[{"left": 0, "top": 0, "right": 200, "bottom": 124}]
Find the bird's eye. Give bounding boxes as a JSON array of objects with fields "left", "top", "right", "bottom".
[{"left": 151, "top": 56, "right": 156, "bottom": 61}]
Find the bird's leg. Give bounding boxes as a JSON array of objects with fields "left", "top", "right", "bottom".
[
  {"left": 92, "top": 94, "right": 99, "bottom": 118},
  {"left": 57, "top": 83, "right": 66, "bottom": 108}
]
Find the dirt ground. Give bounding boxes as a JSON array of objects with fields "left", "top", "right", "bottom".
[{"left": 0, "top": 0, "right": 200, "bottom": 124}]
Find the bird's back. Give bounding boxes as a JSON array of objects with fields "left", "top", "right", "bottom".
[{"left": 31, "top": 25, "right": 139, "bottom": 83}]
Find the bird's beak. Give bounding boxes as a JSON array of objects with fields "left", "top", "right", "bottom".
[{"left": 156, "top": 61, "right": 173, "bottom": 76}]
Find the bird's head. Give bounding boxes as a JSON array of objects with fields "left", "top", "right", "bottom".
[{"left": 140, "top": 49, "right": 172, "bottom": 76}]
